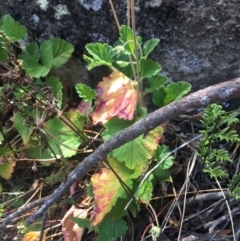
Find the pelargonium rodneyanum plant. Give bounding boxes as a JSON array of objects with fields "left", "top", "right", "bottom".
[
  {"left": 77, "top": 25, "right": 191, "bottom": 125},
  {"left": 73, "top": 25, "right": 192, "bottom": 234}
]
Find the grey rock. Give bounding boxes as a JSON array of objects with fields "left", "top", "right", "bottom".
[{"left": 1, "top": 0, "right": 240, "bottom": 92}]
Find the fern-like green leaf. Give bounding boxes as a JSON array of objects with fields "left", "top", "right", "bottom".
[
  {"left": 197, "top": 103, "right": 240, "bottom": 180},
  {"left": 204, "top": 166, "right": 228, "bottom": 179},
  {"left": 229, "top": 173, "right": 240, "bottom": 199}
]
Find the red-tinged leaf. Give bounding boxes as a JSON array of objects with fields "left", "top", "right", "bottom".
[
  {"left": 61, "top": 205, "right": 89, "bottom": 241},
  {"left": 91, "top": 71, "right": 137, "bottom": 125},
  {"left": 0, "top": 158, "right": 16, "bottom": 180},
  {"left": 76, "top": 100, "right": 92, "bottom": 115},
  {"left": 91, "top": 157, "right": 134, "bottom": 226},
  {"left": 70, "top": 181, "right": 77, "bottom": 196}
]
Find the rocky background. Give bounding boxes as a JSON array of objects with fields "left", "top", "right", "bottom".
[{"left": 1, "top": 0, "right": 240, "bottom": 95}]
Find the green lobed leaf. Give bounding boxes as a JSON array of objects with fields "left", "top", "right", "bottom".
[
  {"left": 152, "top": 87, "right": 164, "bottom": 108},
  {"left": 153, "top": 167, "right": 171, "bottom": 182},
  {"left": 153, "top": 145, "right": 173, "bottom": 180},
  {"left": 21, "top": 40, "right": 53, "bottom": 77},
  {"left": 75, "top": 83, "right": 96, "bottom": 101},
  {"left": 85, "top": 43, "right": 114, "bottom": 67},
  {"left": 103, "top": 118, "right": 164, "bottom": 171},
  {"left": 19, "top": 42, "right": 39, "bottom": 66},
  {"left": 137, "top": 107, "right": 148, "bottom": 116},
  {"left": 71, "top": 217, "right": 91, "bottom": 228},
  {"left": 108, "top": 197, "right": 132, "bottom": 220},
  {"left": 44, "top": 111, "right": 85, "bottom": 158},
  {"left": 140, "top": 58, "right": 161, "bottom": 79},
  {"left": 2, "top": 15, "right": 27, "bottom": 41},
  {"left": 119, "top": 25, "right": 142, "bottom": 54},
  {"left": 19, "top": 42, "right": 51, "bottom": 78},
  {"left": 146, "top": 74, "right": 168, "bottom": 93},
  {"left": 134, "top": 174, "right": 154, "bottom": 204},
  {"left": 28, "top": 111, "right": 85, "bottom": 159},
  {"left": 0, "top": 148, "right": 15, "bottom": 180},
  {"left": 153, "top": 82, "right": 191, "bottom": 107},
  {"left": 96, "top": 216, "right": 128, "bottom": 241},
  {"left": 40, "top": 40, "right": 53, "bottom": 69},
  {"left": 162, "top": 82, "right": 191, "bottom": 105},
  {"left": 143, "top": 39, "right": 160, "bottom": 57},
  {"left": 83, "top": 55, "right": 108, "bottom": 70},
  {"left": 14, "top": 112, "right": 34, "bottom": 146},
  {"left": 102, "top": 117, "right": 134, "bottom": 139},
  {"left": 153, "top": 145, "right": 173, "bottom": 169},
  {"left": 27, "top": 65, "right": 50, "bottom": 78},
  {"left": 45, "top": 76, "right": 63, "bottom": 108},
  {"left": 50, "top": 38, "right": 74, "bottom": 68}
]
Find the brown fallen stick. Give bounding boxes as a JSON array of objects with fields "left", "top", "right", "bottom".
[{"left": 1, "top": 77, "right": 240, "bottom": 228}]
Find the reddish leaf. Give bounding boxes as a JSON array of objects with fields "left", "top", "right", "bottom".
[
  {"left": 91, "top": 158, "right": 134, "bottom": 226},
  {"left": 75, "top": 100, "right": 92, "bottom": 115},
  {"left": 61, "top": 205, "right": 89, "bottom": 241},
  {"left": 91, "top": 71, "right": 137, "bottom": 124}
]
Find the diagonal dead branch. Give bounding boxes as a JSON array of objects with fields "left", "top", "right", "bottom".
[
  {"left": 0, "top": 197, "right": 48, "bottom": 228},
  {"left": 1, "top": 77, "right": 240, "bottom": 228}
]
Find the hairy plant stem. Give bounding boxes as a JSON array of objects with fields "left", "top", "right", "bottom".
[{"left": 130, "top": 0, "right": 143, "bottom": 107}]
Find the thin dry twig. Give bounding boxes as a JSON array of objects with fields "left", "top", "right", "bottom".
[
  {"left": 0, "top": 197, "right": 48, "bottom": 228},
  {"left": 1, "top": 77, "right": 240, "bottom": 228},
  {"left": 177, "top": 152, "right": 197, "bottom": 240},
  {"left": 108, "top": 0, "right": 120, "bottom": 30},
  {"left": 206, "top": 206, "right": 240, "bottom": 234}
]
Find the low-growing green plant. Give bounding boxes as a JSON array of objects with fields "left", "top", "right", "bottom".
[
  {"left": 0, "top": 15, "right": 192, "bottom": 240},
  {"left": 73, "top": 25, "right": 191, "bottom": 240},
  {"left": 0, "top": 14, "right": 83, "bottom": 166},
  {"left": 197, "top": 104, "right": 240, "bottom": 179},
  {"left": 198, "top": 103, "right": 240, "bottom": 202}
]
